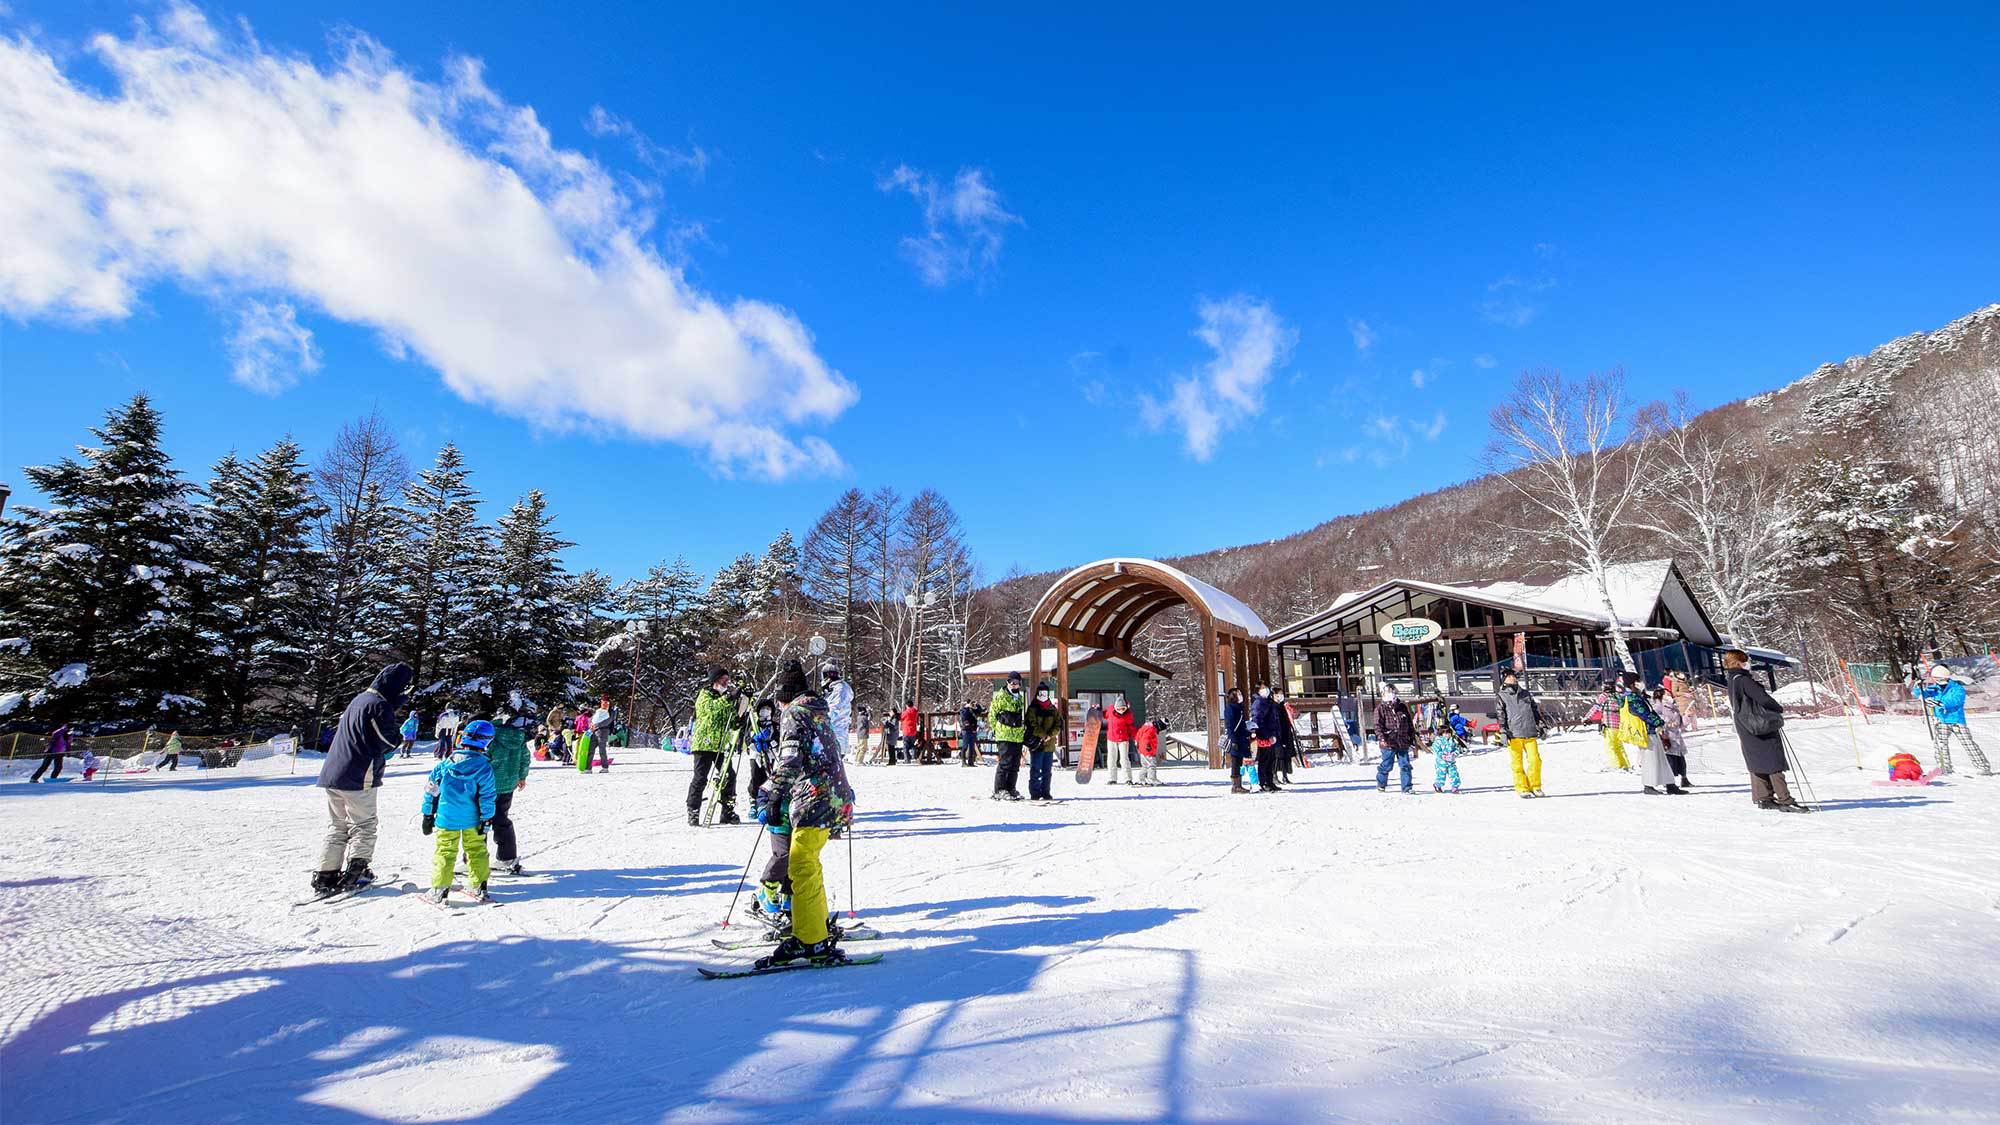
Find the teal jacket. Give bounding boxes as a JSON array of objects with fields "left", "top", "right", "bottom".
[
  {"left": 487, "top": 725, "right": 530, "bottom": 792},
  {"left": 422, "top": 749, "right": 496, "bottom": 831}
]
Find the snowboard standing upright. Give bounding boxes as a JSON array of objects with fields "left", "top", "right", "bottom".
[{"left": 1074, "top": 705, "right": 1103, "bottom": 784}]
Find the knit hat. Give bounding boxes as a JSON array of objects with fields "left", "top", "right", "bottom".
[{"left": 774, "top": 658, "right": 811, "bottom": 703}]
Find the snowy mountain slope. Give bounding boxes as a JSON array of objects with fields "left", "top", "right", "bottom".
[{"left": 3, "top": 718, "right": 1997, "bottom": 1122}]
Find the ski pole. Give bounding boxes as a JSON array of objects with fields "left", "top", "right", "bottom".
[
  {"left": 720, "top": 824, "right": 767, "bottom": 929},
  {"left": 1782, "top": 732, "right": 1820, "bottom": 810}
]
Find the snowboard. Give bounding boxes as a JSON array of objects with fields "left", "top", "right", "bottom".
[
  {"left": 697, "top": 953, "right": 883, "bottom": 980},
  {"left": 1074, "top": 706, "right": 1103, "bottom": 784}
]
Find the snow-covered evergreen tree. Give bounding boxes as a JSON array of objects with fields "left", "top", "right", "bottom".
[
  {"left": 565, "top": 568, "right": 620, "bottom": 703},
  {"left": 476, "top": 489, "right": 574, "bottom": 714},
  {"left": 618, "top": 557, "right": 712, "bottom": 730},
  {"left": 200, "top": 439, "right": 325, "bottom": 728},
  {"left": 386, "top": 444, "right": 482, "bottom": 699},
  {"left": 0, "top": 395, "right": 206, "bottom": 722}
]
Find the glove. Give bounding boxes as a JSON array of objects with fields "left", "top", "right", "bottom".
[
  {"left": 477, "top": 820, "right": 489, "bottom": 836},
  {"left": 421, "top": 814, "right": 434, "bottom": 836}
]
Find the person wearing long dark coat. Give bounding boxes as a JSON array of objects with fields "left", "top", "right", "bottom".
[
  {"left": 1222, "top": 689, "right": 1250, "bottom": 793},
  {"left": 1725, "top": 649, "right": 1805, "bottom": 812}
]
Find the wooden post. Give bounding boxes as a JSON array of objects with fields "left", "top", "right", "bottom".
[
  {"left": 1055, "top": 642, "right": 1072, "bottom": 766},
  {"left": 1203, "top": 617, "right": 1222, "bottom": 769}
]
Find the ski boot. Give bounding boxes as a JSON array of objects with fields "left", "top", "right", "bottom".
[
  {"left": 338, "top": 858, "right": 376, "bottom": 890},
  {"left": 755, "top": 935, "right": 845, "bottom": 970},
  {"left": 465, "top": 883, "right": 492, "bottom": 904},
  {"left": 310, "top": 869, "right": 343, "bottom": 897},
  {"left": 688, "top": 811, "right": 702, "bottom": 827},
  {"left": 501, "top": 860, "right": 525, "bottom": 877},
  {"left": 422, "top": 886, "right": 449, "bottom": 905},
  {"left": 719, "top": 809, "right": 742, "bottom": 825}
]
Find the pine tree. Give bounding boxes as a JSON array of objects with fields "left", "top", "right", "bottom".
[
  {"left": 298, "top": 414, "right": 405, "bottom": 741},
  {"left": 619, "top": 557, "right": 711, "bottom": 732},
  {"left": 0, "top": 395, "right": 206, "bottom": 722},
  {"left": 566, "top": 568, "right": 620, "bottom": 704},
  {"left": 387, "top": 444, "right": 482, "bottom": 700},
  {"left": 477, "top": 490, "right": 575, "bottom": 714},
  {"left": 200, "top": 439, "right": 326, "bottom": 728}
]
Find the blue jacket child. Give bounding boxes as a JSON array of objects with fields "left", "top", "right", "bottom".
[{"left": 421, "top": 718, "right": 498, "bottom": 899}]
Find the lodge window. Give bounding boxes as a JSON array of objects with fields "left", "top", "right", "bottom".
[
  {"left": 1451, "top": 637, "right": 1492, "bottom": 670},
  {"left": 1379, "top": 644, "right": 1435, "bottom": 676}
]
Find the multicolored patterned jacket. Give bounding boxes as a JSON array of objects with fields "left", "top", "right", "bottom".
[{"left": 766, "top": 694, "right": 855, "bottom": 830}]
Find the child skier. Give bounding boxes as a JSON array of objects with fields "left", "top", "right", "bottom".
[
  {"left": 1135, "top": 714, "right": 1162, "bottom": 785},
  {"left": 420, "top": 718, "right": 497, "bottom": 904},
  {"left": 399, "top": 711, "right": 419, "bottom": 758},
  {"left": 1886, "top": 750, "right": 1925, "bottom": 782},
  {"left": 1430, "top": 727, "right": 1464, "bottom": 792},
  {"left": 1911, "top": 664, "right": 1992, "bottom": 776}
]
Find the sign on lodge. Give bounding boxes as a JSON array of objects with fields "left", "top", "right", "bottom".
[{"left": 1383, "top": 617, "right": 1444, "bottom": 646}]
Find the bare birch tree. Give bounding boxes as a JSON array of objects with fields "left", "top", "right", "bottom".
[
  {"left": 1632, "top": 396, "right": 1797, "bottom": 644},
  {"left": 1485, "top": 368, "right": 1662, "bottom": 671},
  {"left": 800, "top": 489, "right": 885, "bottom": 699}
]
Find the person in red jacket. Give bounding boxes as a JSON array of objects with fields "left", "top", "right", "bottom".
[
  {"left": 897, "top": 700, "right": 921, "bottom": 765},
  {"left": 1886, "top": 751, "right": 1925, "bottom": 782},
  {"left": 1102, "top": 696, "right": 1138, "bottom": 785},
  {"left": 1135, "top": 714, "right": 1161, "bottom": 786}
]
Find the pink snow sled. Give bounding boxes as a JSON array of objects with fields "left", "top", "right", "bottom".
[{"left": 1872, "top": 771, "right": 1944, "bottom": 787}]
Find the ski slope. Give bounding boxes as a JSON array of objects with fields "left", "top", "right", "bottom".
[{"left": 3, "top": 716, "right": 1997, "bottom": 1123}]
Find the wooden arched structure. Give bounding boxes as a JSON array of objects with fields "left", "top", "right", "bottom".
[{"left": 1027, "top": 558, "right": 1272, "bottom": 768}]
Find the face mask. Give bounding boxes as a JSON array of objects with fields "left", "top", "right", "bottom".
[
  {"left": 1257, "top": 687, "right": 1271, "bottom": 698},
  {"left": 1037, "top": 693, "right": 1050, "bottom": 702}
]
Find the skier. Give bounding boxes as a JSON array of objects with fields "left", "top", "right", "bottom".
[
  {"left": 434, "top": 706, "right": 462, "bottom": 761},
  {"left": 586, "top": 696, "right": 614, "bottom": 772},
  {"left": 1248, "top": 685, "right": 1282, "bottom": 793},
  {"left": 1653, "top": 685, "right": 1693, "bottom": 788},
  {"left": 958, "top": 699, "right": 982, "bottom": 766},
  {"left": 1429, "top": 726, "right": 1464, "bottom": 792},
  {"left": 896, "top": 699, "right": 920, "bottom": 765},
  {"left": 1223, "top": 688, "right": 1249, "bottom": 793},
  {"left": 156, "top": 729, "right": 183, "bottom": 772},
  {"left": 27, "top": 723, "right": 71, "bottom": 782},
  {"left": 488, "top": 714, "right": 531, "bottom": 876},
  {"left": 1101, "top": 695, "right": 1137, "bottom": 785},
  {"left": 688, "top": 666, "right": 741, "bottom": 825},
  {"left": 1619, "top": 673, "right": 1682, "bottom": 795},
  {"left": 988, "top": 672, "right": 1027, "bottom": 800},
  {"left": 1592, "top": 680, "right": 1632, "bottom": 771},
  {"left": 1274, "top": 690, "right": 1299, "bottom": 783},
  {"left": 1135, "top": 713, "right": 1162, "bottom": 785},
  {"left": 1373, "top": 684, "right": 1417, "bottom": 793},
  {"left": 1024, "top": 682, "right": 1064, "bottom": 803},
  {"left": 311, "top": 662, "right": 412, "bottom": 895},
  {"left": 746, "top": 697, "right": 779, "bottom": 795},
  {"left": 1910, "top": 664, "right": 1992, "bottom": 776},
  {"left": 821, "top": 665, "right": 853, "bottom": 761},
  {"left": 754, "top": 658, "right": 857, "bottom": 967},
  {"left": 1724, "top": 648, "right": 1806, "bottom": 812},
  {"left": 1446, "top": 704, "right": 1470, "bottom": 742},
  {"left": 420, "top": 717, "right": 497, "bottom": 904},
  {"left": 1495, "top": 669, "right": 1545, "bottom": 797},
  {"left": 398, "top": 711, "right": 419, "bottom": 757}
]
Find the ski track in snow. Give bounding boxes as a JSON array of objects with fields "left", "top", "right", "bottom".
[{"left": 2, "top": 715, "right": 1999, "bottom": 1122}]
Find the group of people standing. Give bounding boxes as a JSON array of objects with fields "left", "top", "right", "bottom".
[{"left": 1221, "top": 684, "right": 1304, "bottom": 793}]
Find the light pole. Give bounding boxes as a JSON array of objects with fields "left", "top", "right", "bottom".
[
  {"left": 903, "top": 588, "right": 939, "bottom": 734},
  {"left": 0, "top": 483, "right": 11, "bottom": 518}
]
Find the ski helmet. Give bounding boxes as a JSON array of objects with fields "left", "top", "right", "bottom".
[
  {"left": 1929, "top": 664, "right": 1952, "bottom": 683},
  {"left": 459, "top": 719, "right": 496, "bottom": 750}
]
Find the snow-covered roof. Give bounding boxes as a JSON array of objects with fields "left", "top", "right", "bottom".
[
  {"left": 963, "top": 646, "right": 1174, "bottom": 680},
  {"left": 1275, "top": 560, "right": 1719, "bottom": 646},
  {"left": 1034, "top": 558, "right": 1269, "bottom": 641}
]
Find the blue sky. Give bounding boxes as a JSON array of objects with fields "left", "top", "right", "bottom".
[{"left": 3, "top": 2, "right": 1997, "bottom": 585}]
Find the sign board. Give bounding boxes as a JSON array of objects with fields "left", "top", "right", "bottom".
[{"left": 1382, "top": 617, "right": 1443, "bottom": 646}]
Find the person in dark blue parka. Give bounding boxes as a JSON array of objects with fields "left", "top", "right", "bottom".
[{"left": 312, "top": 662, "right": 413, "bottom": 894}]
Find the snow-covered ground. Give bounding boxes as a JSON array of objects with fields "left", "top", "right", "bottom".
[{"left": 3, "top": 716, "right": 1997, "bottom": 1123}]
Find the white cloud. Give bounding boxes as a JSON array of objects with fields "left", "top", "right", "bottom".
[
  {"left": 878, "top": 164, "right": 1023, "bottom": 287},
  {"left": 1140, "top": 296, "right": 1294, "bottom": 461},
  {"left": 1347, "top": 318, "right": 1376, "bottom": 353},
  {"left": 0, "top": 5, "right": 854, "bottom": 478},
  {"left": 583, "top": 105, "right": 709, "bottom": 179},
  {"left": 1409, "top": 367, "right": 1430, "bottom": 389},
  {"left": 1421, "top": 409, "right": 1448, "bottom": 440},
  {"left": 1473, "top": 353, "right": 1498, "bottom": 369},
  {"left": 1481, "top": 250, "right": 1558, "bottom": 328},
  {"left": 228, "top": 299, "right": 320, "bottom": 393},
  {"left": 1360, "top": 410, "right": 1446, "bottom": 465}
]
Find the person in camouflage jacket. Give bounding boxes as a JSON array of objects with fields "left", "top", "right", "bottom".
[{"left": 756, "top": 659, "right": 858, "bottom": 962}]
